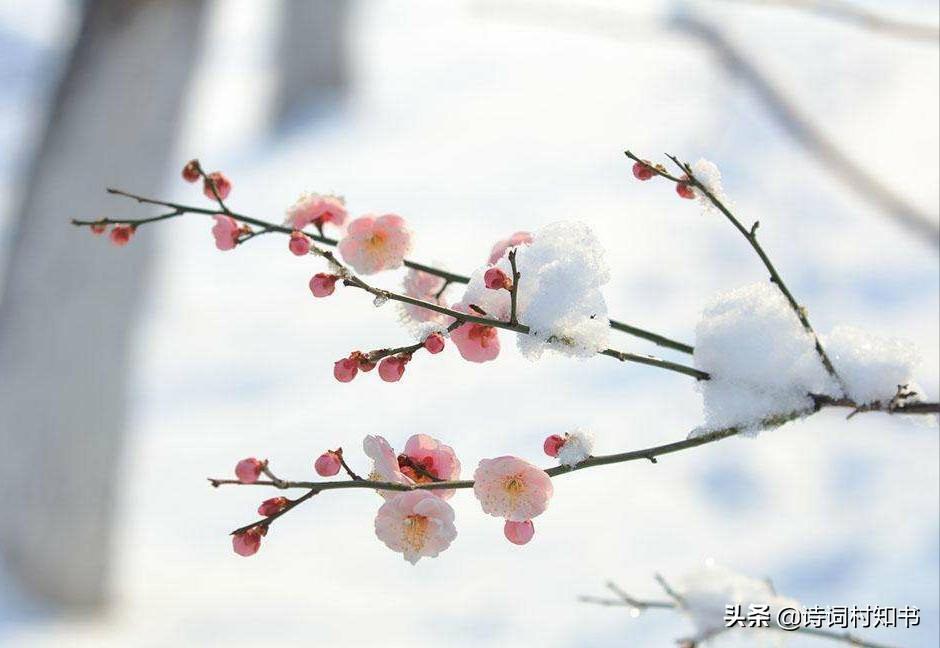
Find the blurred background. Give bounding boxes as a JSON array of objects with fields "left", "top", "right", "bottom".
[{"left": 0, "top": 0, "right": 937, "bottom": 646}]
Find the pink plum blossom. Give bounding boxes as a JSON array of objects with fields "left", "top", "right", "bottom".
[
  {"left": 363, "top": 434, "right": 412, "bottom": 497},
  {"left": 400, "top": 269, "right": 449, "bottom": 328},
  {"left": 504, "top": 519, "right": 535, "bottom": 545},
  {"left": 309, "top": 273, "right": 339, "bottom": 298},
  {"left": 109, "top": 225, "right": 134, "bottom": 246},
  {"left": 333, "top": 356, "right": 359, "bottom": 382},
  {"left": 543, "top": 434, "right": 565, "bottom": 457},
  {"left": 450, "top": 305, "right": 500, "bottom": 363},
  {"left": 378, "top": 355, "right": 409, "bottom": 382},
  {"left": 488, "top": 231, "right": 532, "bottom": 264},
  {"left": 315, "top": 451, "right": 342, "bottom": 476},
  {"left": 90, "top": 222, "right": 107, "bottom": 235},
  {"left": 632, "top": 160, "right": 655, "bottom": 181},
  {"left": 473, "top": 456, "right": 553, "bottom": 522},
  {"left": 364, "top": 434, "right": 460, "bottom": 499},
  {"left": 400, "top": 433, "right": 461, "bottom": 499},
  {"left": 258, "top": 497, "right": 289, "bottom": 517},
  {"left": 203, "top": 171, "right": 231, "bottom": 200},
  {"left": 235, "top": 457, "right": 264, "bottom": 484},
  {"left": 288, "top": 231, "right": 311, "bottom": 256},
  {"left": 676, "top": 177, "right": 695, "bottom": 200},
  {"left": 285, "top": 192, "right": 347, "bottom": 230},
  {"left": 211, "top": 215, "right": 239, "bottom": 251},
  {"left": 181, "top": 159, "right": 200, "bottom": 182},
  {"left": 374, "top": 491, "right": 457, "bottom": 564},
  {"left": 484, "top": 267, "right": 511, "bottom": 290},
  {"left": 423, "top": 333, "right": 446, "bottom": 354},
  {"left": 338, "top": 214, "right": 411, "bottom": 275},
  {"left": 232, "top": 526, "right": 266, "bottom": 557}
]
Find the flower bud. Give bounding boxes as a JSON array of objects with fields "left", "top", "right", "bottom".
[
  {"left": 235, "top": 457, "right": 264, "bottom": 484},
  {"left": 289, "top": 231, "right": 311, "bottom": 256},
  {"left": 504, "top": 519, "right": 535, "bottom": 545},
  {"left": 423, "top": 333, "right": 446, "bottom": 354},
  {"left": 315, "top": 451, "right": 342, "bottom": 477}
]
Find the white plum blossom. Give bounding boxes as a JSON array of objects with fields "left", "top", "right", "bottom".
[{"left": 555, "top": 428, "right": 594, "bottom": 467}]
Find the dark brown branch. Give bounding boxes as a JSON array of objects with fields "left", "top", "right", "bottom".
[{"left": 79, "top": 187, "right": 695, "bottom": 354}]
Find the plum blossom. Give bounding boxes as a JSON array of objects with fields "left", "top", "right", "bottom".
[
  {"left": 631, "top": 160, "right": 655, "bottom": 181},
  {"left": 423, "top": 332, "right": 446, "bottom": 354},
  {"left": 456, "top": 222, "right": 610, "bottom": 361},
  {"left": 378, "top": 355, "right": 410, "bottom": 382},
  {"left": 338, "top": 214, "right": 411, "bottom": 274},
  {"left": 235, "top": 457, "right": 264, "bottom": 484},
  {"left": 401, "top": 434, "right": 461, "bottom": 499},
  {"left": 257, "top": 497, "right": 289, "bottom": 516},
  {"left": 503, "top": 519, "right": 535, "bottom": 545},
  {"left": 181, "top": 159, "right": 200, "bottom": 182},
  {"left": 315, "top": 451, "right": 342, "bottom": 476},
  {"left": 543, "top": 434, "right": 565, "bottom": 457},
  {"left": 449, "top": 304, "right": 501, "bottom": 363},
  {"left": 364, "top": 434, "right": 460, "bottom": 500},
  {"left": 484, "top": 267, "right": 511, "bottom": 290},
  {"left": 473, "top": 456, "right": 553, "bottom": 522},
  {"left": 284, "top": 192, "right": 347, "bottom": 230},
  {"left": 203, "top": 171, "right": 231, "bottom": 200},
  {"left": 288, "top": 231, "right": 311, "bottom": 256},
  {"left": 310, "top": 273, "right": 339, "bottom": 298},
  {"left": 232, "top": 526, "right": 266, "bottom": 557},
  {"left": 211, "top": 215, "right": 239, "bottom": 251},
  {"left": 488, "top": 231, "right": 532, "bottom": 264},
  {"left": 374, "top": 491, "right": 457, "bottom": 564},
  {"left": 399, "top": 268, "right": 449, "bottom": 331},
  {"left": 109, "top": 225, "right": 134, "bottom": 246}
]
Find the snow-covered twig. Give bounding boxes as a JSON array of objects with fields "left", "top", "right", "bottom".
[
  {"left": 208, "top": 394, "right": 935, "bottom": 537},
  {"left": 582, "top": 574, "right": 900, "bottom": 648},
  {"left": 73, "top": 188, "right": 694, "bottom": 354},
  {"left": 627, "top": 150, "right": 842, "bottom": 386},
  {"left": 671, "top": 13, "right": 940, "bottom": 246}
]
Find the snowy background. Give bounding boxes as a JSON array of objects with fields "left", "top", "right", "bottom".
[{"left": 0, "top": 0, "right": 938, "bottom": 646}]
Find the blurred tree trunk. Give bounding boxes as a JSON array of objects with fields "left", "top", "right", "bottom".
[
  {"left": 0, "top": 0, "right": 206, "bottom": 610},
  {"left": 274, "top": 0, "right": 350, "bottom": 128}
]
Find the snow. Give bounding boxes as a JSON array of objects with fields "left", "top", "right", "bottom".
[
  {"left": 457, "top": 221, "right": 611, "bottom": 360},
  {"left": 674, "top": 564, "right": 801, "bottom": 646},
  {"left": 694, "top": 282, "right": 839, "bottom": 432},
  {"left": 690, "top": 157, "right": 728, "bottom": 212},
  {"left": 555, "top": 428, "right": 594, "bottom": 467},
  {"left": 824, "top": 325, "right": 921, "bottom": 406}
]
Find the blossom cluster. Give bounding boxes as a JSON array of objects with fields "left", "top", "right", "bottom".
[{"left": 228, "top": 428, "right": 595, "bottom": 562}]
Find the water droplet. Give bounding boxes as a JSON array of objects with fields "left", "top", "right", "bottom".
[{"left": 373, "top": 294, "right": 389, "bottom": 307}]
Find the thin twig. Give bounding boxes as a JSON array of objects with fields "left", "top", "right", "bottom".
[
  {"left": 583, "top": 577, "right": 901, "bottom": 648},
  {"left": 207, "top": 395, "right": 936, "bottom": 535},
  {"left": 625, "top": 150, "right": 843, "bottom": 386},
  {"left": 672, "top": 13, "right": 940, "bottom": 246},
  {"left": 508, "top": 248, "right": 520, "bottom": 326},
  {"left": 81, "top": 187, "right": 695, "bottom": 354}
]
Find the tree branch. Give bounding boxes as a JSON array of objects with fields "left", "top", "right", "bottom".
[
  {"left": 76, "top": 186, "right": 695, "bottom": 354},
  {"left": 582, "top": 577, "right": 901, "bottom": 648}
]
